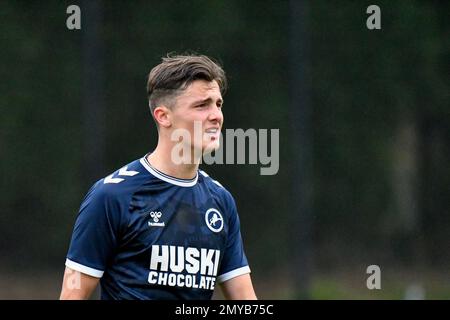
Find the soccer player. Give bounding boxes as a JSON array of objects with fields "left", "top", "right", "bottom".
[{"left": 59, "top": 54, "right": 257, "bottom": 300}]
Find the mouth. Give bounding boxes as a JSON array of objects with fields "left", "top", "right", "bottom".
[{"left": 205, "top": 127, "right": 221, "bottom": 140}]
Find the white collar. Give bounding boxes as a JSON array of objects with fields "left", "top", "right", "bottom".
[{"left": 139, "top": 156, "right": 198, "bottom": 187}]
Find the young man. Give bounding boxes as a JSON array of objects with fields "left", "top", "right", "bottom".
[{"left": 60, "top": 54, "right": 257, "bottom": 300}]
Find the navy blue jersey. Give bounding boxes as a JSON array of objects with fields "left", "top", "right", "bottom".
[{"left": 65, "top": 155, "right": 250, "bottom": 300}]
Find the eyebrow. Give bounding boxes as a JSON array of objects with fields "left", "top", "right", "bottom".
[{"left": 191, "top": 97, "right": 223, "bottom": 106}]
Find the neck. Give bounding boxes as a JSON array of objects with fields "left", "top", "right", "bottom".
[{"left": 147, "top": 140, "right": 200, "bottom": 180}]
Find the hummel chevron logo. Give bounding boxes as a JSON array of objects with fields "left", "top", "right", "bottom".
[{"left": 104, "top": 166, "right": 139, "bottom": 184}]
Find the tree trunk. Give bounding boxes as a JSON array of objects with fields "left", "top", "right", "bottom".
[
  {"left": 82, "top": 0, "right": 105, "bottom": 183},
  {"left": 288, "top": 0, "right": 313, "bottom": 299}
]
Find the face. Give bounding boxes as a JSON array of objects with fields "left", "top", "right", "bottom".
[{"left": 167, "top": 80, "right": 224, "bottom": 156}]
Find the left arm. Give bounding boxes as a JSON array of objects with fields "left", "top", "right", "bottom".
[{"left": 220, "top": 273, "right": 257, "bottom": 300}]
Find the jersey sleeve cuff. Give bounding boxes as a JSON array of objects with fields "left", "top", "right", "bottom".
[
  {"left": 217, "top": 266, "right": 251, "bottom": 283},
  {"left": 65, "top": 259, "right": 104, "bottom": 278}
]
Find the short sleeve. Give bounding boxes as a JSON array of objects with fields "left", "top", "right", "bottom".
[
  {"left": 65, "top": 181, "right": 125, "bottom": 278},
  {"left": 217, "top": 193, "right": 251, "bottom": 283}
]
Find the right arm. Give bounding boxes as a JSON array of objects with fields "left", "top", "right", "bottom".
[
  {"left": 60, "top": 266, "right": 100, "bottom": 300},
  {"left": 61, "top": 181, "right": 123, "bottom": 300}
]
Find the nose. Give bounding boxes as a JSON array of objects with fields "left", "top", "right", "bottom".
[{"left": 208, "top": 105, "right": 223, "bottom": 124}]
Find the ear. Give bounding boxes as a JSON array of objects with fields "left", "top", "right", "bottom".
[{"left": 153, "top": 105, "right": 172, "bottom": 128}]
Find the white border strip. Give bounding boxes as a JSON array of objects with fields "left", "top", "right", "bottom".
[
  {"left": 217, "top": 266, "right": 251, "bottom": 283},
  {"left": 65, "top": 259, "right": 104, "bottom": 278},
  {"left": 200, "top": 170, "right": 223, "bottom": 188},
  {"left": 140, "top": 158, "right": 198, "bottom": 187}
]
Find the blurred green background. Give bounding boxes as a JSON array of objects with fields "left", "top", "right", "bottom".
[{"left": 0, "top": 0, "right": 449, "bottom": 299}]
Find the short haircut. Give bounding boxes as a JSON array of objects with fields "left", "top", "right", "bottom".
[{"left": 146, "top": 53, "right": 227, "bottom": 122}]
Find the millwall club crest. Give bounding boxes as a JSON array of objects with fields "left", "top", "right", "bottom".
[
  {"left": 205, "top": 208, "right": 223, "bottom": 233},
  {"left": 148, "top": 211, "right": 165, "bottom": 227}
]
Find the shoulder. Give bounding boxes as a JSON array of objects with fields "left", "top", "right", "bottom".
[
  {"left": 198, "top": 169, "right": 236, "bottom": 207},
  {"left": 83, "top": 158, "right": 148, "bottom": 207}
]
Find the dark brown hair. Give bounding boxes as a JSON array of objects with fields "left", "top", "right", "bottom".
[{"left": 147, "top": 54, "right": 227, "bottom": 116}]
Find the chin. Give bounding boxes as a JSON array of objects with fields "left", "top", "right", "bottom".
[{"left": 202, "top": 141, "right": 220, "bottom": 155}]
